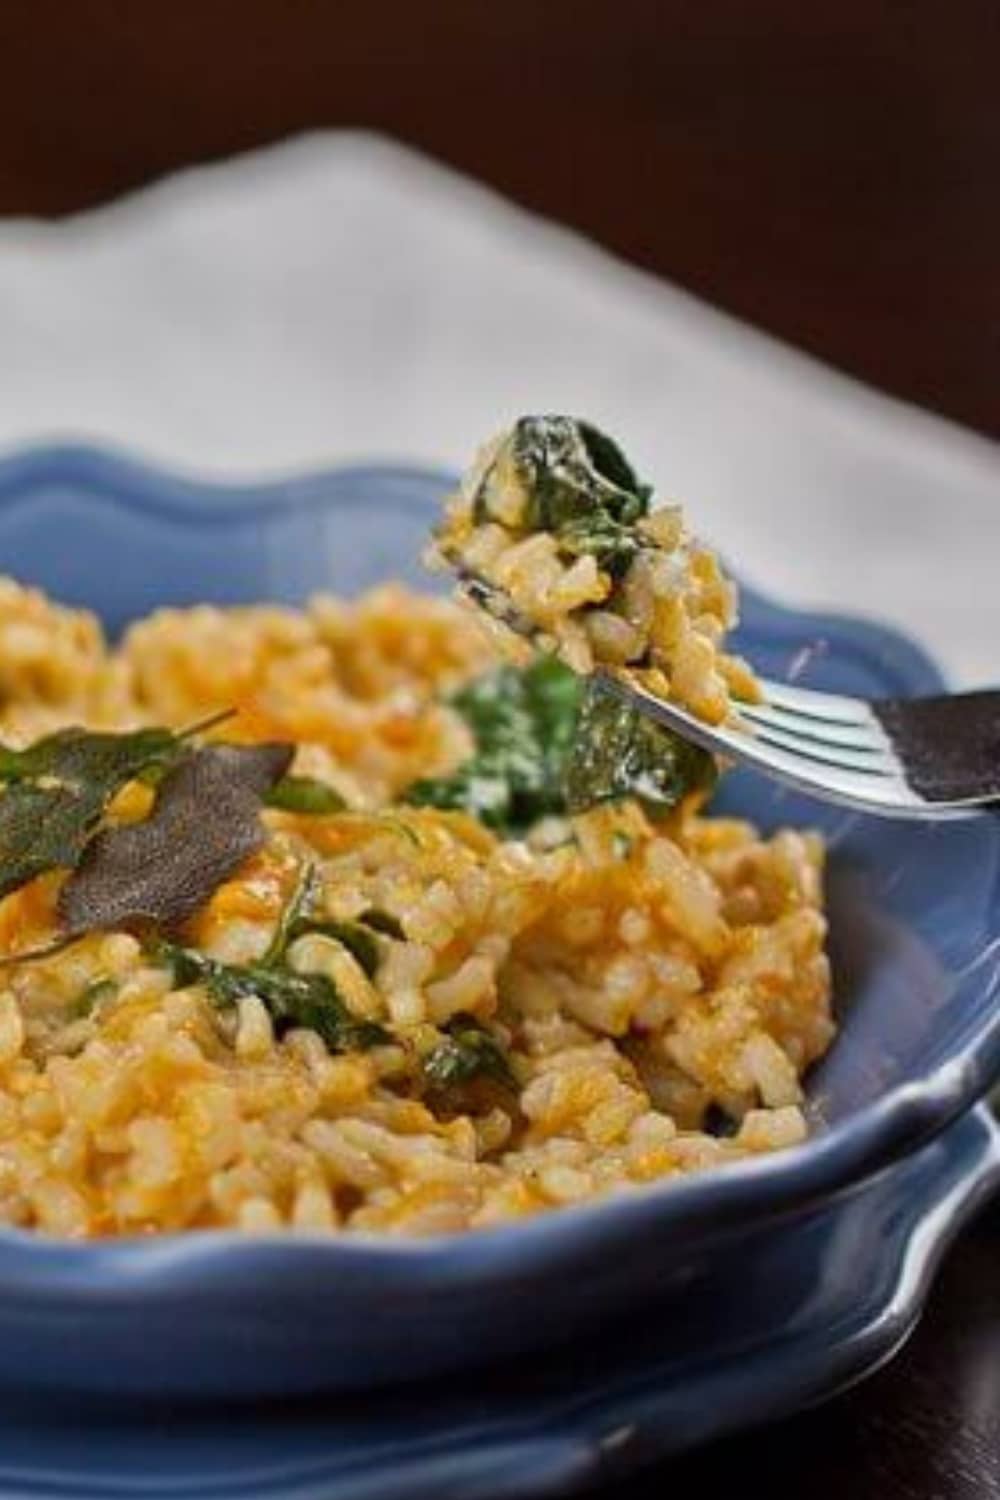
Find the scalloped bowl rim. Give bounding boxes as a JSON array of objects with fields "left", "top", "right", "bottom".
[{"left": 0, "top": 441, "right": 996, "bottom": 1298}]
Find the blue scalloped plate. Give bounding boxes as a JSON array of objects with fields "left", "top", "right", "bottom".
[
  {"left": 0, "top": 1106, "right": 994, "bottom": 1499},
  {"left": 0, "top": 445, "right": 997, "bottom": 1412}
]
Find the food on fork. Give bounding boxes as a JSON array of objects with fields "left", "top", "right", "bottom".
[{"left": 429, "top": 414, "right": 760, "bottom": 724}]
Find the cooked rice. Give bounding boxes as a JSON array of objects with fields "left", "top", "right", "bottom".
[
  {"left": 430, "top": 427, "right": 761, "bottom": 724},
  {"left": 0, "top": 577, "right": 832, "bottom": 1238}
]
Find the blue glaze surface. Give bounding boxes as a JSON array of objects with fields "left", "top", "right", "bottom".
[
  {"left": 0, "top": 1106, "right": 994, "bottom": 1498},
  {"left": 0, "top": 444, "right": 997, "bottom": 1403}
]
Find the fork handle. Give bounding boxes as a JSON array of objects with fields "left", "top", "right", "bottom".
[{"left": 875, "top": 692, "right": 1000, "bottom": 803}]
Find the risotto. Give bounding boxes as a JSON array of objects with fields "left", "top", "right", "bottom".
[
  {"left": 429, "top": 414, "right": 761, "bottom": 723},
  {"left": 0, "top": 431, "right": 832, "bottom": 1241}
]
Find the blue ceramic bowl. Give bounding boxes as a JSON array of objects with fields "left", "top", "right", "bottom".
[{"left": 0, "top": 445, "right": 997, "bottom": 1400}]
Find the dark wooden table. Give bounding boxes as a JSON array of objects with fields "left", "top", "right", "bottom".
[{"left": 0, "top": 6, "right": 998, "bottom": 1496}]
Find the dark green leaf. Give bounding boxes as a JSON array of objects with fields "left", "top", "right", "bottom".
[
  {"left": 0, "top": 718, "right": 247, "bottom": 908},
  {"left": 0, "top": 726, "right": 178, "bottom": 788},
  {"left": 66, "top": 976, "right": 117, "bottom": 1020},
  {"left": 0, "top": 727, "right": 185, "bottom": 901},
  {"left": 151, "top": 940, "right": 390, "bottom": 1054},
  {"left": 702, "top": 1103, "right": 739, "bottom": 1138},
  {"left": 518, "top": 654, "right": 580, "bottom": 764},
  {"left": 57, "top": 743, "right": 293, "bottom": 937},
  {"left": 405, "top": 658, "right": 583, "bottom": 834},
  {"left": 406, "top": 761, "right": 517, "bottom": 828},
  {"left": 554, "top": 513, "right": 642, "bottom": 578},
  {"left": 471, "top": 416, "right": 650, "bottom": 576},
  {"left": 266, "top": 775, "right": 346, "bottom": 815},
  {"left": 287, "top": 919, "right": 381, "bottom": 979},
  {"left": 262, "top": 870, "right": 395, "bottom": 972},
  {"left": 261, "top": 862, "right": 318, "bottom": 967},
  {"left": 422, "top": 1012, "right": 518, "bottom": 1095},
  {"left": 406, "top": 656, "right": 713, "bottom": 834},
  {"left": 577, "top": 421, "right": 650, "bottom": 511},
  {"left": 261, "top": 865, "right": 387, "bottom": 979},
  {"left": 246, "top": 965, "right": 389, "bottom": 1052},
  {"left": 566, "top": 681, "right": 716, "bottom": 817},
  {"left": 359, "top": 908, "right": 405, "bottom": 940},
  {"left": 0, "top": 782, "right": 104, "bottom": 901}
]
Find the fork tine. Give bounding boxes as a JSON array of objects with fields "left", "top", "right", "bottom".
[
  {"left": 736, "top": 717, "right": 897, "bottom": 775},
  {"left": 739, "top": 701, "right": 888, "bottom": 753},
  {"left": 445, "top": 557, "right": 993, "bottom": 817},
  {"left": 601, "top": 675, "right": 923, "bottom": 812},
  {"left": 758, "top": 678, "right": 872, "bottom": 726}
]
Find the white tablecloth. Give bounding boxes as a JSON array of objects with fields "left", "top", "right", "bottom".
[{"left": 0, "top": 131, "right": 996, "bottom": 683}]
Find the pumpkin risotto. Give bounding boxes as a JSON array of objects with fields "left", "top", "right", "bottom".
[
  {"left": 0, "top": 431, "right": 832, "bottom": 1241},
  {"left": 429, "top": 414, "right": 761, "bottom": 723}
]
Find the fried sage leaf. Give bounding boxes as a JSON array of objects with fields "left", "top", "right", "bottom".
[
  {"left": 0, "top": 725, "right": 178, "bottom": 787},
  {"left": 566, "top": 680, "right": 716, "bottom": 817},
  {"left": 152, "top": 940, "right": 390, "bottom": 1054},
  {"left": 0, "top": 782, "right": 102, "bottom": 903},
  {"left": 58, "top": 743, "right": 293, "bottom": 936},
  {"left": 0, "top": 727, "right": 180, "bottom": 902}
]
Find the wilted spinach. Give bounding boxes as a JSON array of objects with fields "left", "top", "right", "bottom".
[
  {"left": 358, "top": 908, "right": 405, "bottom": 940},
  {"left": 153, "top": 939, "right": 390, "bottom": 1054},
  {"left": 422, "top": 1012, "right": 518, "bottom": 1106},
  {"left": 65, "top": 975, "right": 117, "bottom": 1021},
  {"left": 474, "top": 416, "right": 652, "bottom": 577},
  {"left": 406, "top": 658, "right": 713, "bottom": 834},
  {"left": 405, "top": 657, "right": 577, "bottom": 832},
  {"left": 566, "top": 681, "right": 716, "bottom": 818},
  {"left": 147, "top": 863, "right": 393, "bottom": 1055},
  {"left": 259, "top": 864, "right": 390, "bottom": 981},
  {"left": 265, "top": 775, "right": 346, "bottom": 815}
]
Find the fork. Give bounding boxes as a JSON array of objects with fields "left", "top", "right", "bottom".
[{"left": 457, "top": 570, "right": 1000, "bottom": 819}]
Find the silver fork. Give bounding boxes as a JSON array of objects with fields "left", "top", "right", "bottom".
[{"left": 457, "top": 570, "right": 1000, "bottom": 820}]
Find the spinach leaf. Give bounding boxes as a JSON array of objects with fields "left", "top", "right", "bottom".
[
  {"left": 260, "top": 862, "right": 318, "bottom": 967},
  {"left": 566, "top": 681, "right": 716, "bottom": 817},
  {"left": 405, "top": 657, "right": 712, "bottom": 833},
  {"left": 422, "top": 1012, "right": 518, "bottom": 1095},
  {"left": 66, "top": 976, "right": 117, "bottom": 1021},
  {"left": 405, "top": 658, "right": 582, "bottom": 833},
  {"left": 285, "top": 919, "right": 381, "bottom": 979},
  {"left": 266, "top": 775, "right": 346, "bottom": 815},
  {"left": 358, "top": 908, "right": 405, "bottom": 940},
  {"left": 475, "top": 416, "right": 652, "bottom": 577},
  {"left": 519, "top": 654, "right": 580, "bottom": 767},
  {"left": 153, "top": 940, "right": 390, "bottom": 1054},
  {"left": 261, "top": 866, "right": 389, "bottom": 980}
]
